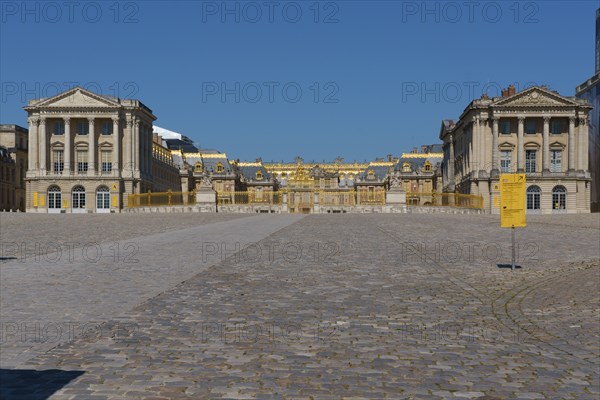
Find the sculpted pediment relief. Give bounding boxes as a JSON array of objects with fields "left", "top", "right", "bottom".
[
  {"left": 37, "top": 87, "right": 120, "bottom": 108},
  {"left": 494, "top": 87, "right": 578, "bottom": 107}
]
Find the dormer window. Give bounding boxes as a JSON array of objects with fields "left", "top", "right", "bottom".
[
  {"left": 424, "top": 161, "right": 432, "bottom": 172},
  {"left": 194, "top": 162, "right": 203, "bottom": 173},
  {"left": 367, "top": 169, "right": 375, "bottom": 179},
  {"left": 216, "top": 162, "right": 224, "bottom": 173},
  {"left": 402, "top": 162, "right": 411, "bottom": 173},
  {"left": 256, "top": 170, "right": 263, "bottom": 180}
]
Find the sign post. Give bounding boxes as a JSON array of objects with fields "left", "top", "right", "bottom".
[{"left": 500, "top": 174, "right": 526, "bottom": 271}]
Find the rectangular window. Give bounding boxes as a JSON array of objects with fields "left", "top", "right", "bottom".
[
  {"left": 500, "top": 150, "right": 512, "bottom": 173},
  {"left": 77, "top": 150, "right": 88, "bottom": 173},
  {"left": 78, "top": 121, "right": 89, "bottom": 135},
  {"left": 551, "top": 120, "right": 562, "bottom": 135},
  {"left": 525, "top": 150, "right": 536, "bottom": 173},
  {"left": 500, "top": 120, "right": 511, "bottom": 135},
  {"left": 550, "top": 150, "right": 562, "bottom": 172},
  {"left": 101, "top": 151, "right": 112, "bottom": 173},
  {"left": 54, "top": 121, "right": 65, "bottom": 135},
  {"left": 525, "top": 120, "right": 537, "bottom": 135},
  {"left": 52, "top": 150, "right": 64, "bottom": 174},
  {"left": 101, "top": 121, "right": 112, "bottom": 135}
]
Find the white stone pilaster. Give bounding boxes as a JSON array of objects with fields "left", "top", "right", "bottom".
[
  {"left": 88, "top": 118, "right": 96, "bottom": 175},
  {"left": 568, "top": 116, "right": 575, "bottom": 172},
  {"left": 491, "top": 117, "right": 499, "bottom": 174},
  {"left": 28, "top": 117, "right": 38, "bottom": 171},
  {"left": 112, "top": 117, "right": 120, "bottom": 172},
  {"left": 543, "top": 116, "right": 550, "bottom": 172},
  {"left": 39, "top": 117, "right": 47, "bottom": 173},
  {"left": 517, "top": 116, "right": 524, "bottom": 172},
  {"left": 64, "top": 118, "right": 71, "bottom": 174}
]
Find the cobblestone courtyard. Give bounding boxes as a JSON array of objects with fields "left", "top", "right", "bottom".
[{"left": 1, "top": 213, "right": 599, "bottom": 399}]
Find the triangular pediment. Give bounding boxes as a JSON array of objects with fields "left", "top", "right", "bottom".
[
  {"left": 493, "top": 87, "right": 579, "bottom": 107},
  {"left": 36, "top": 87, "right": 120, "bottom": 108},
  {"left": 498, "top": 141, "right": 515, "bottom": 149}
]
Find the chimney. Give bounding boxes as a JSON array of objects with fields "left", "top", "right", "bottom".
[
  {"left": 421, "top": 145, "right": 428, "bottom": 154},
  {"left": 387, "top": 154, "right": 392, "bottom": 162},
  {"left": 412, "top": 147, "right": 418, "bottom": 154},
  {"left": 508, "top": 84, "right": 516, "bottom": 96},
  {"left": 501, "top": 88, "right": 508, "bottom": 97}
]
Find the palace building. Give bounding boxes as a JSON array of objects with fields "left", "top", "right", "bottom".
[
  {"left": 12, "top": 85, "right": 594, "bottom": 214},
  {"left": 0, "top": 124, "right": 28, "bottom": 211},
  {"left": 23, "top": 87, "right": 180, "bottom": 213},
  {"left": 441, "top": 85, "right": 592, "bottom": 214}
]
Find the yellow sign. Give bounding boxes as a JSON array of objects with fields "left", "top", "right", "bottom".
[
  {"left": 39, "top": 195, "right": 45, "bottom": 207},
  {"left": 112, "top": 183, "right": 117, "bottom": 190},
  {"left": 111, "top": 195, "right": 118, "bottom": 207},
  {"left": 63, "top": 199, "right": 69, "bottom": 209},
  {"left": 500, "top": 174, "right": 526, "bottom": 228},
  {"left": 33, "top": 192, "right": 38, "bottom": 207}
]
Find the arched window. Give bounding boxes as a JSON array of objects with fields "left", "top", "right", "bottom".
[
  {"left": 72, "top": 185, "right": 86, "bottom": 210},
  {"left": 552, "top": 185, "right": 567, "bottom": 210},
  {"left": 402, "top": 162, "right": 412, "bottom": 173},
  {"left": 194, "top": 162, "right": 203, "bottom": 173},
  {"left": 96, "top": 185, "right": 110, "bottom": 212},
  {"left": 48, "top": 185, "right": 62, "bottom": 210},
  {"left": 424, "top": 161, "right": 432, "bottom": 172},
  {"left": 216, "top": 162, "right": 224, "bottom": 173},
  {"left": 526, "top": 185, "right": 541, "bottom": 210},
  {"left": 367, "top": 169, "right": 375, "bottom": 179}
]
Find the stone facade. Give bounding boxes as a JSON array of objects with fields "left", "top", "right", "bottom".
[
  {"left": 23, "top": 87, "right": 180, "bottom": 213},
  {"left": 0, "top": 124, "right": 28, "bottom": 211},
  {"left": 440, "top": 85, "right": 592, "bottom": 214}
]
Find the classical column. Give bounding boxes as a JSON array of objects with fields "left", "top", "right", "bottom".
[
  {"left": 28, "top": 117, "right": 38, "bottom": 171},
  {"left": 112, "top": 117, "right": 120, "bottom": 172},
  {"left": 448, "top": 134, "right": 455, "bottom": 189},
  {"left": 39, "top": 117, "right": 47, "bottom": 173},
  {"left": 125, "top": 118, "right": 133, "bottom": 170},
  {"left": 491, "top": 117, "right": 499, "bottom": 175},
  {"left": 478, "top": 118, "right": 486, "bottom": 173},
  {"left": 134, "top": 120, "right": 140, "bottom": 172},
  {"left": 580, "top": 117, "right": 589, "bottom": 171},
  {"left": 471, "top": 117, "right": 478, "bottom": 173},
  {"left": 88, "top": 118, "right": 96, "bottom": 175},
  {"left": 542, "top": 116, "right": 550, "bottom": 172},
  {"left": 578, "top": 117, "right": 586, "bottom": 172},
  {"left": 517, "top": 116, "right": 524, "bottom": 172},
  {"left": 568, "top": 116, "right": 575, "bottom": 172},
  {"left": 64, "top": 118, "right": 71, "bottom": 174}
]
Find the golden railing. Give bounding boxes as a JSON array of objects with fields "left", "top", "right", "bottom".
[
  {"left": 128, "top": 190, "right": 196, "bottom": 208},
  {"left": 356, "top": 189, "right": 386, "bottom": 205},
  {"left": 318, "top": 190, "right": 356, "bottom": 206},
  {"left": 217, "top": 191, "right": 282, "bottom": 205},
  {"left": 406, "top": 192, "right": 484, "bottom": 209}
]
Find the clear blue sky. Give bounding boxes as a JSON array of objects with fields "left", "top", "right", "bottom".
[{"left": 1, "top": 1, "right": 598, "bottom": 162}]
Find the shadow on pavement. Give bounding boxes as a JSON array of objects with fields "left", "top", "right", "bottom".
[{"left": 0, "top": 369, "right": 85, "bottom": 400}]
